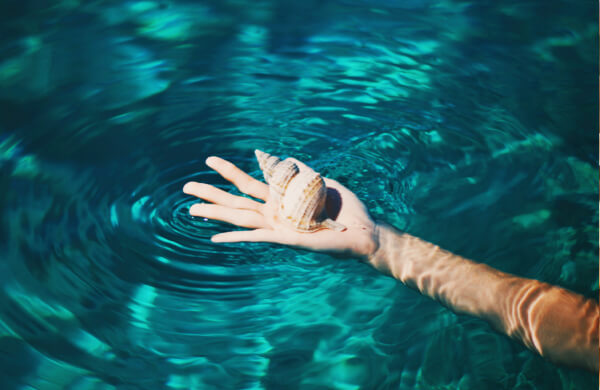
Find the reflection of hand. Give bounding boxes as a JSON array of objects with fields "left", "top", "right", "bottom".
[{"left": 183, "top": 156, "right": 378, "bottom": 258}]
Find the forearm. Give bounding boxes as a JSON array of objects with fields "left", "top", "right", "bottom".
[{"left": 367, "top": 224, "right": 599, "bottom": 372}]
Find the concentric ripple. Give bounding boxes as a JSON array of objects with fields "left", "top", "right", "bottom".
[{"left": 0, "top": 0, "right": 597, "bottom": 389}]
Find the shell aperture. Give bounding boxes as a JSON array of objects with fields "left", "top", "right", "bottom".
[{"left": 254, "top": 150, "right": 346, "bottom": 232}]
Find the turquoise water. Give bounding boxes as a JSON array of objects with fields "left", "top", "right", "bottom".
[{"left": 0, "top": 0, "right": 598, "bottom": 388}]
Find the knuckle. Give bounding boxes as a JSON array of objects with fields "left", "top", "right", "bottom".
[
  {"left": 237, "top": 178, "right": 253, "bottom": 193},
  {"left": 193, "top": 183, "right": 209, "bottom": 195},
  {"left": 231, "top": 198, "right": 244, "bottom": 209},
  {"left": 222, "top": 162, "right": 238, "bottom": 177},
  {"left": 234, "top": 197, "right": 252, "bottom": 210}
]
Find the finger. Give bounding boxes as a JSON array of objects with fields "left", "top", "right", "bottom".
[
  {"left": 206, "top": 156, "right": 269, "bottom": 201},
  {"left": 211, "top": 228, "right": 339, "bottom": 250},
  {"left": 190, "top": 204, "right": 267, "bottom": 229},
  {"left": 183, "top": 182, "right": 263, "bottom": 211},
  {"left": 211, "top": 229, "right": 282, "bottom": 243}
]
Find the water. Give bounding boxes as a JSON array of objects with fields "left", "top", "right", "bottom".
[{"left": 0, "top": 0, "right": 597, "bottom": 389}]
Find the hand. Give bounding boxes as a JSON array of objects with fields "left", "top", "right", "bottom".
[{"left": 183, "top": 156, "right": 379, "bottom": 259}]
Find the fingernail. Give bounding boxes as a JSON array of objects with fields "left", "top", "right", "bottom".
[
  {"left": 205, "top": 156, "right": 217, "bottom": 167},
  {"left": 182, "top": 182, "right": 193, "bottom": 194},
  {"left": 211, "top": 235, "right": 222, "bottom": 243},
  {"left": 189, "top": 203, "right": 203, "bottom": 214}
]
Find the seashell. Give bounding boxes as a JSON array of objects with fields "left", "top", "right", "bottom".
[{"left": 255, "top": 150, "right": 346, "bottom": 232}]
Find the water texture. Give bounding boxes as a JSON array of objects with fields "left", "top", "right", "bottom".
[{"left": 0, "top": 0, "right": 598, "bottom": 389}]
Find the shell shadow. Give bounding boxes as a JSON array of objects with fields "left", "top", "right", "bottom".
[{"left": 325, "top": 187, "right": 342, "bottom": 220}]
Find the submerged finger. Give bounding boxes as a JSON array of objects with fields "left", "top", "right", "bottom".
[
  {"left": 211, "top": 229, "right": 281, "bottom": 243},
  {"left": 205, "top": 156, "right": 269, "bottom": 201},
  {"left": 189, "top": 204, "right": 266, "bottom": 229},
  {"left": 183, "top": 182, "right": 263, "bottom": 211}
]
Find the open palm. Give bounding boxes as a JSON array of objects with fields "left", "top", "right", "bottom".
[{"left": 183, "top": 156, "right": 377, "bottom": 258}]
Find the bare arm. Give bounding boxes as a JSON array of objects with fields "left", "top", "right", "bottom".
[
  {"left": 369, "top": 224, "right": 599, "bottom": 372},
  {"left": 184, "top": 155, "right": 599, "bottom": 372}
]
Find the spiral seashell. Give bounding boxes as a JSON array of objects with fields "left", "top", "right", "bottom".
[{"left": 255, "top": 150, "right": 346, "bottom": 232}]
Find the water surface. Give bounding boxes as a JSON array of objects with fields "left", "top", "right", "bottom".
[{"left": 0, "top": 0, "right": 598, "bottom": 389}]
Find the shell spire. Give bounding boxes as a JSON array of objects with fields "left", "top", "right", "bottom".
[
  {"left": 255, "top": 150, "right": 280, "bottom": 183},
  {"left": 255, "top": 149, "right": 299, "bottom": 196},
  {"left": 254, "top": 149, "right": 346, "bottom": 233}
]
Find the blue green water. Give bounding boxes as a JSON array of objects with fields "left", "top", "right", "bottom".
[{"left": 0, "top": 0, "right": 598, "bottom": 388}]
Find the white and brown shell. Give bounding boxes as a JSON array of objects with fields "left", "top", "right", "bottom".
[{"left": 255, "top": 149, "right": 346, "bottom": 232}]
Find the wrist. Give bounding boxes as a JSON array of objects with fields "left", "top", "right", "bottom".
[
  {"left": 356, "top": 222, "right": 380, "bottom": 260},
  {"left": 365, "top": 223, "right": 399, "bottom": 276},
  {"left": 344, "top": 221, "right": 379, "bottom": 260}
]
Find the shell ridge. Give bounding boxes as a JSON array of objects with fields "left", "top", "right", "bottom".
[
  {"left": 255, "top": 149, "right": 346, "bottom": 232},
  {"left": 289, "top": 173, "right": 324, "bottom": 231}
]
